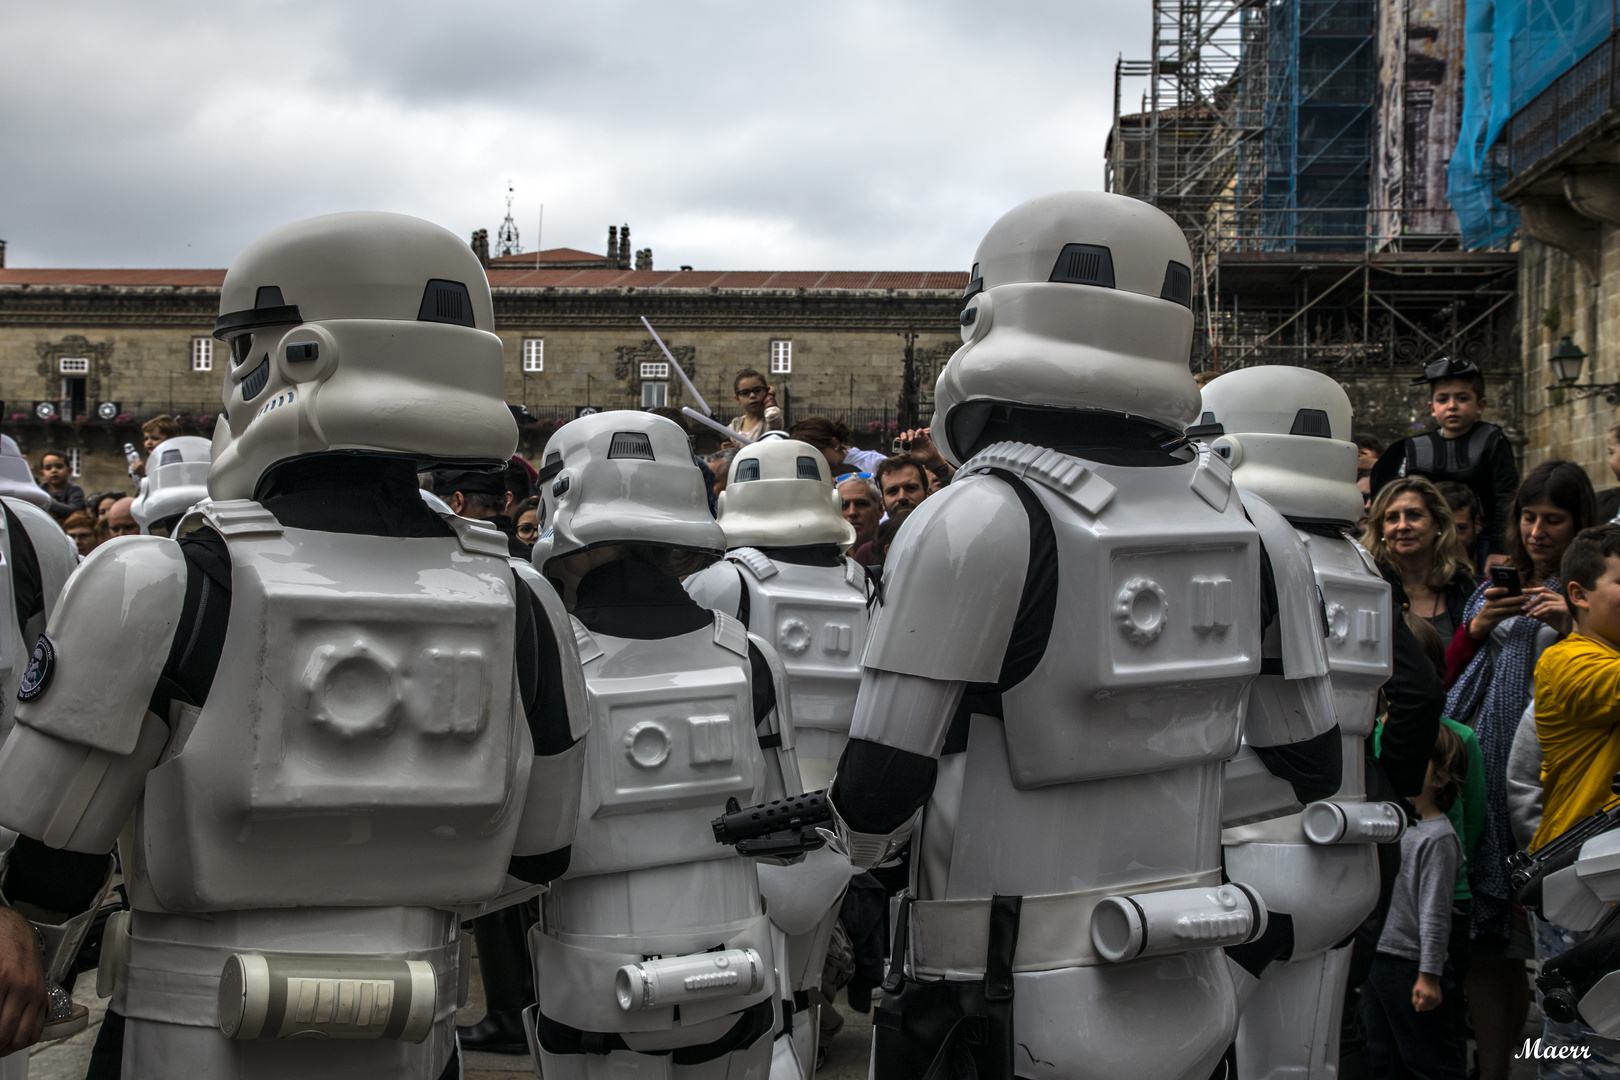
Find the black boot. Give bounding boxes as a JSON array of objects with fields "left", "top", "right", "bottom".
[{"left": 457, "top": 902, "right": 536, "bottom": 1055}]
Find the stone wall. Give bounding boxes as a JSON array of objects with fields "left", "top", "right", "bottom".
[
  {"left": 0, "top": 282, "right": 962, "bottom": 496},
  {"left": 1511, "top": 233, "right": 1620, "bottom": 492}
]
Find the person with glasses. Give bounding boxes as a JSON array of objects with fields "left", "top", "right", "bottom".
[
  {"left": 1371, "top": 357, "right": 1520, "bottom": 570},
  {"left": 728, "top": 368, "right": 783, "bottom": 442}
]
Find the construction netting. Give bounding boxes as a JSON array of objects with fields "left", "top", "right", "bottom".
[{"left": 1449, "top": 0, "right": 1613, "bottom": 246}]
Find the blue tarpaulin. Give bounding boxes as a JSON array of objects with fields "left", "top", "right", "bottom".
[{"left": 1448, "top": 0, "right": 1613, "bottom": 246}]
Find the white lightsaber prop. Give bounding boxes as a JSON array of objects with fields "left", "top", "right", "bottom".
[
  {"left": 640, "top": 316, "right": 713, "bottom": 416},
  {"left": 683, "top": 406, "right": 752, "bottom": 444}
]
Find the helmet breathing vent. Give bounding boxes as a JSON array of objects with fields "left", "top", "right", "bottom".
[
  {"left": 1289, "top": 409, "right": 1333, "bottom": 438},
  {"left": 240, "top": 357, "right": 270, "bottom": 401},
  {"left": 1161, "top": 262, "right": 1192, "bottom": 307},
  {"left": 735, "top": 459, "right": 760, "bottom": 482},
  {"left": 417, "top": 279, "right": 476, "bottom": 327},
  {"left": 1049, "top": 244, "right": 1115, "bottom": 289},
  {"left": 607, "top": 432, "right": 656, "bottom": 461},
  {"left": 796, "top": 456, "right": 822, "bottom": 480},
  {"left": 160, "top": 449, "right": 184, "bottom": 467}
]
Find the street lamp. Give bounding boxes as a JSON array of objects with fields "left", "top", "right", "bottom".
[
  {"left": 1549, "top": 335, "right": 1588, "bottom": 385},
  {"left": 1546, "top": 334, "right": 1620, "bottom": 403}
]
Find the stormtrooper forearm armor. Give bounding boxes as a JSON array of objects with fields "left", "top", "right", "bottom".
[
  {"left": 0, "top": 539, "right": 186, "bottom": 853},
  {"left": 830, "top": 671, "right": 963, "bottom": 868}
]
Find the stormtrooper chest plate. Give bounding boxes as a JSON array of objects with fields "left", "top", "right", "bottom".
[
  {"left": 731, "top": 552, "right": 868, "bottom": 731},
  {"left": 1303, "top": 532, "right": 1392, "bottom": 738},
  {"left": 989, "top": 447, "right": 1263, "bottom": 786},
  {"left": 142, "top": 501, "right": 527, "bottom": 911},
  {"left": 567, "top": 614, "right": 763, "bottom": 878}
]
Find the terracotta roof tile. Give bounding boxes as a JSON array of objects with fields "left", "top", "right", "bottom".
[
  {"left": 0, "top": 269, "right": 227, "bottom": 286},
  {"left": 486, "top": 247, "right": 605, "bottom": 265},
  {"left": 0, "top": 267, "right": 966, "bottom": 292}
]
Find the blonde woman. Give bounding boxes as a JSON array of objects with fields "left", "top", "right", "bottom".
[{"left": 1361, "top": 476, "right": 1479, "bottom": 645}]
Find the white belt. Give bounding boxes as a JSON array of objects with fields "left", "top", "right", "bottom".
[
  {"left": 907, "top": 869, "right": 1223, "bottom": 976},
  {"left": 1221, "top": 811, "right": 1308, "bottom": 846}
]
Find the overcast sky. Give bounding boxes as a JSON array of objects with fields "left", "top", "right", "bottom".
[{"left": 2, "top": 2, "right": 1148, "bottom": 272}]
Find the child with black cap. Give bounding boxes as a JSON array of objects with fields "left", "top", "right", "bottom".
[{"left": 1371, "top": 356, "right": 1520, "bottom": 568}]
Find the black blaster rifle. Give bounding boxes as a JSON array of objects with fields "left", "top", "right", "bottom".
[
  {"left": 712, "top": 790, "right": 832, "bottom": 858},
  {"left": 1509, "top": 775, "right": 1620, "bottom": 913}
]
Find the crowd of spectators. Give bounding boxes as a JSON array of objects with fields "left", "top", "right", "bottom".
[{"left": 1344, "top": 359, "right": 1620, "bottom": 1078}]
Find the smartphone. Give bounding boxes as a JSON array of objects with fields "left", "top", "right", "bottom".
[
  {"left": 1489, "top": 564, "right": 1523, "bottom": 597},
  {"left": 891, "top": 437, "right": 912, "bottom": 454}
]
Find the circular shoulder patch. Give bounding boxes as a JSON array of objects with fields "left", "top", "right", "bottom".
[{"left": 17, "top": 635, "right": 55, "bottom": 701}]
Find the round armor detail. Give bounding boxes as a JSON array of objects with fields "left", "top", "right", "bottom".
[
  {"left": 305, "top": 642, "right": 401, "bottom": 738},
  {"left": 624, "top": 721, "right": 672, "bottom": 769},
  {"left": 1116, "top": 578, "right": 1168, "bottom": 646},
  {"left": 1325, "top": 601, "right": 1349, "bottom": 645},
  {"left": 778, "top": 618, "right": 812, "bottom": 655}
]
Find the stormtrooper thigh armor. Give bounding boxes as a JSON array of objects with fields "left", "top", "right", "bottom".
[{"left": 840, "top": 446, "right": 1266, "bottom": 1080}]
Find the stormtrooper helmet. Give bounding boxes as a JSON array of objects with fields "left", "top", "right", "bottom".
[
  {"left": 0, "top": 437, "right": 49, "bottom": 509},
  {"left": 1195, "top": 367, "right": 1361, "bottom": 527},
  {"left": 716, "top": 438, "right": 855, "bottom": 551},
  {"left": 207, "top": 211, "right": 517, "bottom": 502},
  {"left": 531, "top": 411, "right": 724, "bottom": 585},
  {"left": 931, "top": 190, "right": 1200, "bottom": 466},
  {"left": 131, "top": 436, "right": 213, "bottom": 535}
]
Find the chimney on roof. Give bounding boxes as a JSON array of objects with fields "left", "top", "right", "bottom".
[
  {"left": 618, "top": 225, "right": 631, "bottom": 270},
  {"left": 607, "top": 226, "right": 618, "bottom": 263},
  {"left": 0, "top": 240, "right": 7, "bottom": 269},
  {"left": 470, "top": 229, "right": 489, "bottom": 268},
  {"left": 635, "top": 248, "right": 653, "bottom": 271}
]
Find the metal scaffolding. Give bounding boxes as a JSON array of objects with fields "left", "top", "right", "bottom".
[{"left": 1108, "top": 0, "right": 1516, "bottom": 375}]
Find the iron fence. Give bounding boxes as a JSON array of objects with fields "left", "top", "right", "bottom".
[{"left": 1508, "top": 34, "right": 1619, "bottom": 178}]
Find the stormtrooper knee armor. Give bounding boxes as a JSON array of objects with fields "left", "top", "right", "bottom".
[
  {"left": 1199, "top": 366, "right": 1403, "bottom": 1080},
  {"left": 0, "top": 212, "right": 590, "bottom": 1080},
  {"left": 529, "top": 411, "right": 812, "bottom": 1080},
  {"left": 0, "top": 453, "right": 81, "bottom": 1080},
  {"left": 130, "top": 436, "right": 213, "bottom": 537},
  {"left": 826, "top": 192, "right": 1310, "bottom": 1080},
  {"left": 685, "top": 437, "right": 863, "bottom": 1075}
]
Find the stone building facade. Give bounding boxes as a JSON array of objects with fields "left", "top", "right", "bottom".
[{"left": 0, "top": 264, "right": 966, "bottom": 496}]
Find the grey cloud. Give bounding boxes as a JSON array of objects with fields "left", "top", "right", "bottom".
[{"left": 0, "top": 0, "right": 1147, "bottom": 271}]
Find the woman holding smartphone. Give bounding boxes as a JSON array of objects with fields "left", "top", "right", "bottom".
[
  {"left": 1443, "top": 459, "right": 1596, "bottom": 1080},
  {"left": 727, "top": 368, "right": 783, "bottom": 442}
]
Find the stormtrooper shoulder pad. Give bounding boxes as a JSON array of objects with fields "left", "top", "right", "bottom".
[
  {"left": 3, "top": 497, "right": 79, "bottom": 605},
  {"left": 1242, "top": 490, "right": 1329, "bottom": 682},
  {"left": 513, "top": 561, "right": 591, "bottom": 743},
  {"left": 863, "top": 474, "right": 1029, "bottom": 683},
  {"left": 683, "top": 560, "right": 745, "bottom": 619},
  {"left": 14, "top": 538, "right": 187, "bottom": 755}
]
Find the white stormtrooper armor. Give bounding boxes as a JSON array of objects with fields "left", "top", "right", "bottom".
[
  {"left": 0, "top": 212, "right": 589, "bottom": 1080},
  {"left": 1198, "top": 366, "right": 1401, "bottom": 1080},
  {"left": 130, "top": 436, "right": 212, "bottom": 536},
  {"left": 683, "top": 438, "right": 862, "bottom": 1075},
  {"left": 685, "top": 437, "right": 868, "bottom": 791},
  {"left": 529, "top": 411, "right": 816, "bottom": 1080},
  {"left": 826, "top": 191, "right": 1333, "bottom": 1080},
  {"left": 1533, "top": 828, "right": 1620, "bottom": 1038},
  {"left": 0, "top": 494, "right": 79, "bottom": 1080},
  {"left": 0, "top": 437, "right": 50, "bottom": 513}
]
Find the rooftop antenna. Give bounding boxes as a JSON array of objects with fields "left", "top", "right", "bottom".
[{"left": 496, "top": 180, "right": 521, "bottom": 257}]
